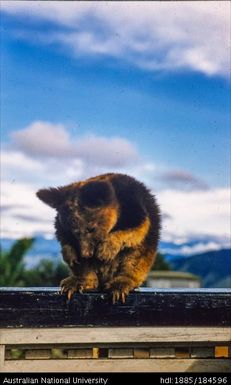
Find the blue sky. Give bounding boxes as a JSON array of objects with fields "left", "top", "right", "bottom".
[
  {"left": 2, "top": 12, "right": 230, "bottom": 185},
  {"left": 1, "top": 2, "right": 230, "bottom": 249}
]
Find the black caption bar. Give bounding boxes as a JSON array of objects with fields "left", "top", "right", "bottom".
[{"left": 0, "top": 373, "right": 231, "bottom": 385}]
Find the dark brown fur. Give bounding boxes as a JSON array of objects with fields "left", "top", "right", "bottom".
[{"left": 36, "top": 173, "right": 161, "bottom": 303}]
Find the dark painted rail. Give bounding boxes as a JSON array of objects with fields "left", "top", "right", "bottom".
[{"left": 0, "top": 287, "right": 230, "bottom": 328}]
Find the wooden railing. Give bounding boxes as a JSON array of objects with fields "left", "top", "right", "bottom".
[{"left": 0, "top": 288, "right": 230, "bottom": 372}]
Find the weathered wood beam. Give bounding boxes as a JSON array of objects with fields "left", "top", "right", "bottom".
[{"left": 0, "top": 288, "right": 230, "bottom": 327}]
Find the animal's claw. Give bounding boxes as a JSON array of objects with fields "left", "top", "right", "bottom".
[
  {"left": 112, "top": 290, "right": 127, "bottom": 304},
  {"left": 60, "top": 284, "right": 84, "bottom": 299},
  {"left": 78, "top": 285, "right": 84, "bottom": 294},
  {"left": 121, "top": 292, "right": 126, "bottom": 304},
  {"left": 67, "top": 289, "right": 75, "bottom": 301},
  {"left": 60, "top": 286, "right": 66, "bottom": 295},
  {"left": 60, "top": 274, "right": 98, "bottom": 300}
]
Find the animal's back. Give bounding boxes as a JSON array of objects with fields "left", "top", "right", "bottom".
[
  {"left": 108, "top": 173, "right": 160, "bottom": 248},
  {"left": 93, "top": 173, "right": 161, "bottom": 300}
]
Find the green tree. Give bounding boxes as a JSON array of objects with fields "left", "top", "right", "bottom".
[
  {"left": 24, "top": 259, "right": 68, "bottom": 286},
  {"left": 0, "top": 238, "right": 34, "bottom": 286},
  {"left": 0, "top": 237, "right": 69, "bottom": 287},
  {"left": 152, "top": 252, "right": 170, "bottom": 271}
]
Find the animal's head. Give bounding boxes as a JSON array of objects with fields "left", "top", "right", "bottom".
[{"left": 36, "top": 180, "right": 118, "bottom": 258}]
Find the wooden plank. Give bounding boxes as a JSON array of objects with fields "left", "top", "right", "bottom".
[
  {"left": 191, "top": 347, "right": 214, "bottom": 358},
  {"left": 25, "top": 349, "right": 51, "bottom": 359},
  {"left": 1, "top": 327, "right": 230, "bottom": 345},
  {"left": 108, "top": 348, "right": 133, "bottom": 358},
  {"left": 0, "top": 345, "right": 4, "bottom": 366},
  {"left": 150, "top": 348, "right": 175, "bottom": 358},
  {"left": 1, "top": 358, "right": 231, "bottom": 372},
  {"left": 0, "top": 288, "right": 230, "bottom": 327},
  {"left": 133, "top": 348, "right": 150, "bottom": 358}
]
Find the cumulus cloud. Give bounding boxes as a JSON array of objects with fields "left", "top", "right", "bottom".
[
  {"left": 2, "top": 150, "right": 44, "bottom": 173},
  {"left": 159, "top": 169, "right": 209, "bottom": 191},
  {"left": 11, "top": 121, "right": 139, "bottom": 167},
  {"left": 2, "top": 1, "right": 230, "bottom": 77},
  {"left": 158, "top": 187, "right": 230, "bottom": 241},
  {"left": 11, "top": 122, "right": 73, "bottom": 158},
  {"left": 2, "top": 119, "right": 141, "bottom": 191},
  {"left": 1, "top": 148, "right": 85, "bottom": 187},
  {"left": 160, "top": 240, "right": 231, "bottom": 256},
  {"left": 1, "top": 180, "right": 55, "bottom": 239}
]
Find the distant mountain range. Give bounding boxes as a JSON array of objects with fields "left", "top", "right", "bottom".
[
  {"left": 1, "top": 236, "right": 230, "bottom": 288},
  {"left": 167, "top": 249, "right": 231, "bottom": 288}
]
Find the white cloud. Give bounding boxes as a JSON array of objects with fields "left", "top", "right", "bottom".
[
  {"left": 11, "top": 121, "right": 139, "bottom": 167},
  {"left": 1, "top": 148, "right": 85, "bottom": 186},
  {"left": 1, "top": 180, "right": 55, "bottom": 239},
  {"left": 2, "top": 150, "right": 44, "bottom": 173},
  {"left": 158, "top": 187, "right": 230, "bottom": 240},
  {"left": 160, "top": 241, "right": 231, "bottom": 256},
  {"left": 177, "top": 242, "right": 227, "bottom": 255},
  {"left": 2, "top": 1, "right": 230, "bottom": 77},
  {"left": 12, "top": 122, "right": 73, "bottom": 157}
]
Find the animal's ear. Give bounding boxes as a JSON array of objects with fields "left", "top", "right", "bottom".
[
  {"left": 36, "top": 187, "right": 67, "bottom": 208},
  {"left": 80, "top": 181, "right": 113, "bottom": 207}
]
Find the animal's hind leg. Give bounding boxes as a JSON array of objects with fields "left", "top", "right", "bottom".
[{"left": 104, "top": 246, "right": 156, "bottom": 303}]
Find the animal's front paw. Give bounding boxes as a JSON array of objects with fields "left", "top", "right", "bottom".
[
  {"left": 60, "top": 276, "right": 83, "bottom": 300},
  {"left": 96, "top": 238, "right": 120, "bottom": 261},
  {"left": 104, "top": 277, "right": 135, "bottom": 304},
  {"left": 60, "top": 273, "right": 98, "bottom": 300},
  {"left": 62, "top": 245, "right": 78, "bottom": 268}
]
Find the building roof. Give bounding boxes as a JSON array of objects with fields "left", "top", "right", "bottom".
[{"left": 148, "top": 270, "right": 201, "bottom": 281}]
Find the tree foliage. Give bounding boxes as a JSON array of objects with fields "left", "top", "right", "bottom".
[
  {"left": 152, "top": 252, "right": 170, "bottom": 271},
  {"left": 0, "top": 238, "right": 68, "bottom": 287},
  {"left": 24, "top": 259, "right": 69, "bottom": 287},
  {"left": 0, "top": 238, "right": 35, "bottom": 286}
]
